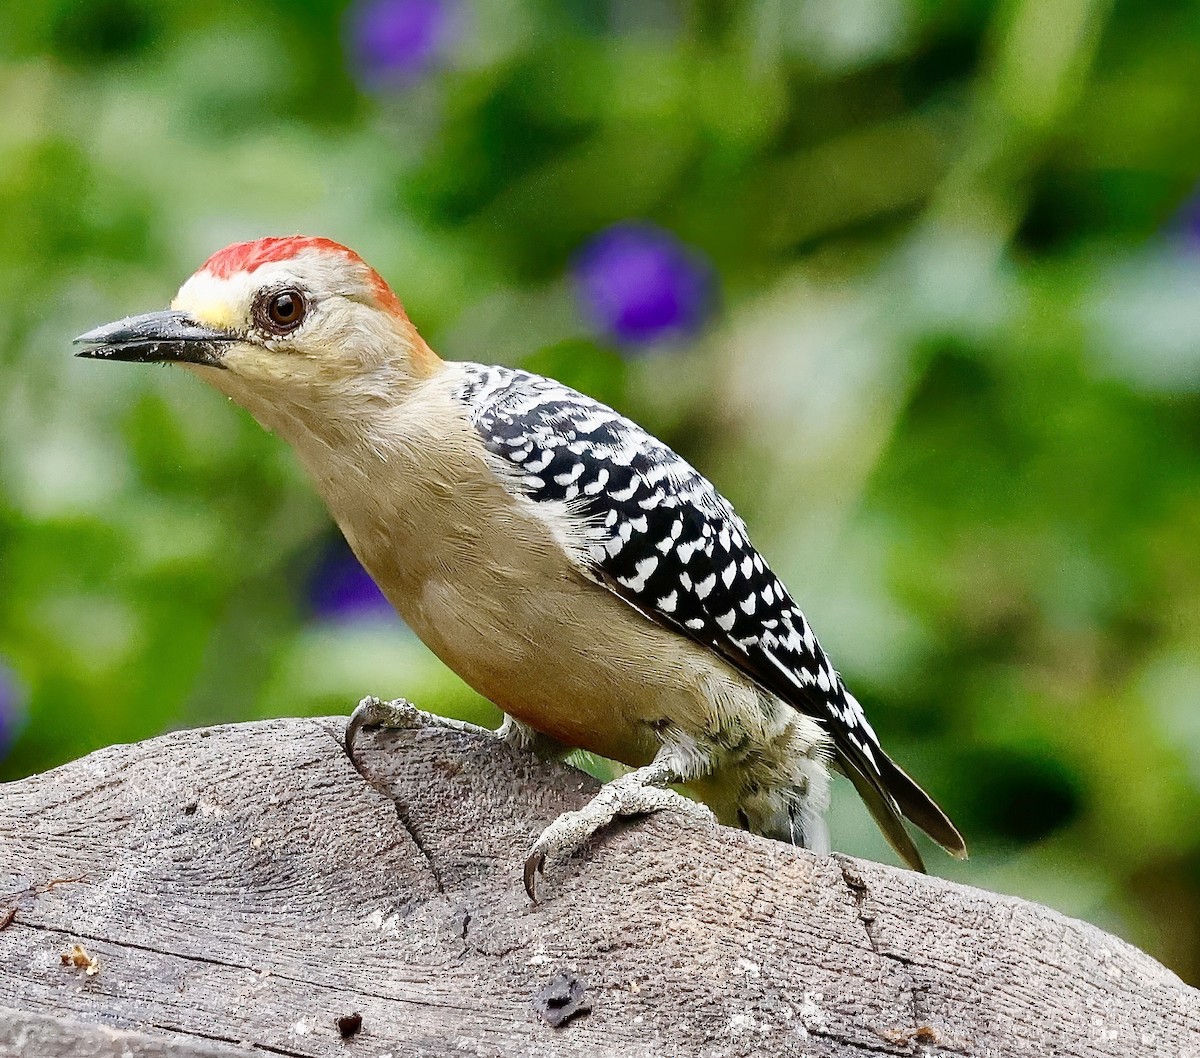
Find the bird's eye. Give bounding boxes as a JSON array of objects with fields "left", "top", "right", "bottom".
[{"left": 259, "top": 289, "right": 307, "bottom": 333}]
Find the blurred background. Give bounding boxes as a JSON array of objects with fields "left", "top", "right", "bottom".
[{"left": 2, "top": 0, "right": 1200, "bottom": 981}]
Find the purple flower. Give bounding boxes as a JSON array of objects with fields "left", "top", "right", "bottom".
[
  {"left": 345, "top": 0, "right": 458, "bottom": 89},
  {"left": 308, "top": 538, "right": 396, "bottom": 623},
  {"left": 573, "top": 222, "right": 715, "bottom": 349},
  {"left": 0, "top": 661, "right": 26, "bottom": 761},
  {"left": 1174, "top": 184, "right": 1200, "bottom": 252}
]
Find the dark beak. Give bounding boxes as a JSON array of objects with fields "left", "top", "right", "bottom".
[{"left": 73, "top": 311, "right": 237, "bottom": 369}]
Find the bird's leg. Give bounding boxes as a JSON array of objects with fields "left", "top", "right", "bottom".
[
  {"left": 523, "top": 746, "right": 715, "bottom": 901},
  {"left": 344, "top": 695, "right": 494, "bottom": 766},
  {"left": 496, "top": 714, "right": 571, "bottom": 759},
  {"left": 345, "top": 697, "right": 567, "bottom": 769}
]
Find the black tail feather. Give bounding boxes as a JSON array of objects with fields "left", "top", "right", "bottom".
[
  {"left": 839, "top": 753, "right": 926, "bottom": 871},
  {"left": 836, "top": 746, "right": 966, "bottom": 870},
  {"left": 876, "top": 751, "right": 967, "bottom": 860}
]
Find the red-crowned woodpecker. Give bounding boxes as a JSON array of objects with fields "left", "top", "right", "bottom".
[{"left": 76, "top": 236, "right": 966, "bottom": 898}]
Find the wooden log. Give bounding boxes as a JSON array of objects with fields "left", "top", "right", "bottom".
[{"left": 0, "top": 717, "right": 1196, "bottom": 1057}]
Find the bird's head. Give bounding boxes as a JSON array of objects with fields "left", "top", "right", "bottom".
[{"left": 75, "top": 237, "right": 440, "bottom": 421}]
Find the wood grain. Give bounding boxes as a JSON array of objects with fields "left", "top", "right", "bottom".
[{"left": 0, "top": 717, "right": 1196, "bottom": 1057}]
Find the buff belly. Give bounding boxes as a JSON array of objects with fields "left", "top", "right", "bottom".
[
  {"left": 392, "top": 562, "right": 735, "bottom": 768},
  {"left": 353, "top": 508, "right": 832, "bottom": 846}
]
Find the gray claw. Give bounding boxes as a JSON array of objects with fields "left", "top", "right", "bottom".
[
  {"left": 524, "top": 850, "right": 546, "bottom": 902},
  {"left": 344, "top": 699, "right": 373, "bottom": 760}
]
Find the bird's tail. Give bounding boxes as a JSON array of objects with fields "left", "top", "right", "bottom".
[{"left": 838, "top": 747, "right": 967, "bottom": 873}]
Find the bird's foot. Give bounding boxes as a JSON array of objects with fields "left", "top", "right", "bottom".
[
  {"left": 344, "top": 695, "right": 492, "bottom": 768},
  {"left": 523, "top": 772, "right": 714, "bottom": 901},
  {"left": 495, "top": 714, "right": 569, "bottom": 759}
]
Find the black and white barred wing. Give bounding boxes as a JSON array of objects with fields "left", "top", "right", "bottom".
[
  {"left": 457, "top": 365, "right": 966, "bottom": 869},
  {"left": 457, "top": 370, "right": 874, "bottom": 746}
]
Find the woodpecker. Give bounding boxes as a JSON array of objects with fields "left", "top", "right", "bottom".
[{"left": 75, "top": 236, "right": 966, "bottom": 897}]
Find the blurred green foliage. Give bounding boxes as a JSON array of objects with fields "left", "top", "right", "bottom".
[{"left": 2, "top": 0, "right": 1200, "bottom": 981}]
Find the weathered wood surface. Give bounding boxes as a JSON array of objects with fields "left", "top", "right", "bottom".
[{"left": 0, "top": 717, "right": 1196, "bottom": 1058}]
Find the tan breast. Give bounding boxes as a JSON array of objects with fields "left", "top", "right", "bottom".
[{"left": 269, "top": 372, "right": 761, "bottom": 766}]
